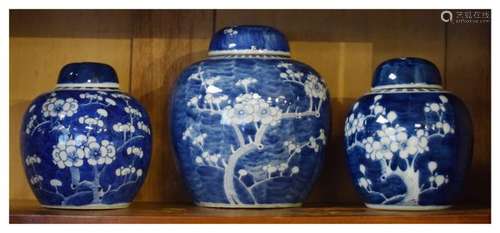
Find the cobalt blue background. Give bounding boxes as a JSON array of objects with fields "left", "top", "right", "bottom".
[
  {"left": 372, "top": 57, "right": 442, "bottom": 87},
  {"left": 209, "top": 25, "right": 290, "bottom": 53},
  {"left": 21, "top": 61, "right": 152, "bottom": 207},
  {"left": 58, "top": 62, "right": 119, "bottom": 84},
  {"left": 171, "top": 57, "right": 330, "bottom": 205},
  {"left": 345, "top": 92, "right": 472, "bottom": 206},
  {"left": 21, "top": 90, "right": 152, "bottom": 206}
]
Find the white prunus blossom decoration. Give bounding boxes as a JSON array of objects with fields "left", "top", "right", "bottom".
[
  {"left": 345, "top": 94, "right": 454, "bottom": 205},
  {"left": 223, "top": 27, "right": 238, "bottom": 36},
  {"left": 23, "top": 91, "right": 150, "bottom": 205},
  {"left": 182, "top": 62, "right": 327, "bottom": 205}
]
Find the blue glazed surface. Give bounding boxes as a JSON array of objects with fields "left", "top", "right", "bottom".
[
  {"left": 20, "top": 63, "right": 152, "bottom": 208},
  {"left": 209, "top": 25, "right": 290, "bottom": 54},
  {"left": 58, "top": 62, "right": 119, "bottom": 84},
  {"left": 372, "top": 57, "right": 442, "bottom": 87},
  {"left": 345, "top": 58, "right": 472, "bottom": 208},
  {"left": 171, "top": 26, "right": 330, "bottom": 207}
]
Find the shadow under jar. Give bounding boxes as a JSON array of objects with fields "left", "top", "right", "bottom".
[
  {"left": 20, "top": 62, "right": 152, "bottom": 209},
  {"left": 170, "top": 25, "right": 331, "bottom": 208},
  {"left": 344, "top": 57, "right": 473, "bottom": 210}
]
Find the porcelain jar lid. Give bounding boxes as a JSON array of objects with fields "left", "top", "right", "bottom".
[
  {"left": 371, "top": 57, "right": 443, "bottom": 90},
  {"left": 208, "top": 25, "right": 290, "bottom": 56},
  {"left": 57, "top": 62, "right": 119, "bottom": 88}
]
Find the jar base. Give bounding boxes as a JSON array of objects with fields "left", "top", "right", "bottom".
[
  {"left": 41, "top": 202, "right": 130, "bottom": 210},
  {"left": 365, "top": 203, "right": 452, "bottom": 211},
  {"left": 195, "top": 202, "right": 302, "bottom": 209}
]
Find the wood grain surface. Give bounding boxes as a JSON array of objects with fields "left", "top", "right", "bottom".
[
  {"left": 445, "top": 19, "right": 491, "bottom": 205},
  {"left": 9, "top": 201, "right": 490, "bottom": 224},
  {"left": 9, "top": 10, "right": 490, "bottom": 207},
  {"left": 129, "top": 10, "right": 213, "bottom": 202}
]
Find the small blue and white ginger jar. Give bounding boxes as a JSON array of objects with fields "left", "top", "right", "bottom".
[
  {"left": 344, "top": 57, "right": 472, "bottom": 210},
  {"left": 171, "top": 25, "right": 331, "bottom": 208},
  {"left": 20, "top": 62, "right": 152, "bottom": 209}
]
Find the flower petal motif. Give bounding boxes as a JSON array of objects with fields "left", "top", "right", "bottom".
[
  {"left": 430, "top": 103, "right": 440, "bottom": 112},
  {"left": 222, "top": 104, "right": 251, "bottom": 125},
  {"left": 345, "top": 112, "right": 366, "bottom": 137},
  {"left": 346, "top": 93, "right": 457, "bottom": 200},
  {"left": 223, "top": 28, "right": 238, "bottom": 36},
  {"left": 99, "top": 140, "right": 116, "bottom": 165},
  {"left": 84, "top": 138, "right": 102, "bottom": 165},
  {"left": 51, "top": 139, "right": 85, "bottom": 169},
  {"left": 30, "top": 175, "right": 43, "bottom": 185},
  {"left": 180, "top": 63, "right": 329, "bottom": 198},
  {"left": 439, "top": 95, "right": 448, "bottom": 103},
  {"left": 25, "top": 154, "right": 42, "bottom": 166},
  {"left": 221, "top": 93, "right": 282, "bottom": 126},
  {"left": 389, "top": 142, "right": 399, "bottom": 152},
  {"left": 50, "top": 179, "right": 62, "bottom": 187},
  {"left": 359, "top": 164, "right": 366, "bottom": 175},
  {"left": 256, "top": 106, "right": 282, "bottom": 126},
  {"left": 236, "top": 77, "right": 257, "bottom": 88},
  {"left": 399, "top": 149, "right": 409, "bottom": 159},
  {"left": 136, "top": 169, "right": 143, "bottom": 177},
  {"left": 435, "top": 175, "right": 445, "bottom": 186},
  {"left": 374, "top": 105, "right": 384, "bottom": 114},
  {"left": 97, "top": 108, "right": 108, "bottom": 117},
  {"left": 387, "top": 111, "right": 397, "bottom": 122},
  {"left": 267, "top": 166, "right": 277, "bottom": 173},
  {"left": 194, "top": 156, "right": 203, "bottom": 164},
  {"left": 358, "top": 177, "right": 369, "bottom": 189},
  {"left": 442, "top": 123, "right": 451, "bottom": 134},
  {"left": 428, "top": 161, "right": 438, "bottom": 173},
  {"left": 279, "top": 163, "right": 289, "bottom": 172},
  {"left": 115, "top": 166, "right": 140, "bottom": 177},
  {"left": 41, "top": 97, "right": 79, "bottom": 119},
  {"left": 304, "top": 74, "right": 327, "bottom": 100},
  {"left": 105, "top": 98, "right": 117, "bottom": 106},
  {"left": 365, "top": 125, "right": 414, "bottom": 161},
  {"left": 353, "top": 102, "right": 359, "bottom": 110},
  {"left": 238, "top": 169, "right": 248, "bottom": 176}
]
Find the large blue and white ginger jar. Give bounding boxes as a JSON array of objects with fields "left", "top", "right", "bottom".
[
  {"left": 20, "top": 62, "right": 152, "bottom": 209},
  {"left": 171, "top": 25, "right": 330, "bottom": 208},
  {"left": 344, "top": 57, "right": 472, "bottom": 210}
]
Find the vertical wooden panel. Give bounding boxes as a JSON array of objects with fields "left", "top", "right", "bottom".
[
  {"left": 445, "top": 20, "right": 491, "bottom": 205},
  {"left": 215, "top": 10, "right": 446, "bottom": 204},
  {"left": 130, "top": 10, "right": 213, "bottom": 202},
  {"left": 9, "top": 10, "right": 133, "bottom": 201}
]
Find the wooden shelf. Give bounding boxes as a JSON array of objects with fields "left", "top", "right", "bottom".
[{"left": 9, "top": 201, "right": 490, "bottom": 224}]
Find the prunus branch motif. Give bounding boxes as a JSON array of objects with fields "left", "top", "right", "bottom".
[
  {"left": 182, "top": 62, "right": 327, "bottom": 205},
  {"left": 24, "top": 91, "right": 150, "bottom": 205},
  {"left": 345, "top": 94, "right": 454, "bottom": 205}
]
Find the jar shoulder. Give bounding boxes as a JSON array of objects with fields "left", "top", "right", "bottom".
[
  {"left": 22, "top": 89, "right": 151, "bottom": 124},
  {"left": 349, "top": 90, "right": 471, "bottom": 119},
  {"left": 361, "top": 89, "right": 466, "bottom": 103},
  {"left": 177, "top": 56, "right": 323, "bottom": 81}
]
